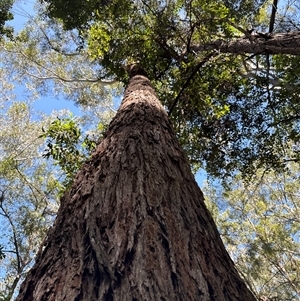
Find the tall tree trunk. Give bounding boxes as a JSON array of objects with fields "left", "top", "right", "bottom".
[
  {"left": 192, "top": 30, "right": 300, "bottom": 55},
  {"left": 16, "top": 68, "right": 256, "bottom": 301}
]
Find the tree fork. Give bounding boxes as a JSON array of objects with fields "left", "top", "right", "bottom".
[{"left": 16, "top": 67, "right": 256, "bottom": 301}]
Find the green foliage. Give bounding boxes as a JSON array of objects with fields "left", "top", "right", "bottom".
[
  {"left": 40, "top": 0, "right": 111, "bottom": 30},
  {"left": 37, "top": 0, "right": 300, "bottom": 180},
  {"left": 223, "top": 0, "right": 265, "bottom": 25},
  {"left": 204, "top": 163, "right": 300, "bottom": 300},
  {"left": 40, "top": 116, "right": 97, "bottom": 189},
  {"left": 0, "top": 0, "right": 13, "bottom": 38},
  {"left": 88, "top": 22, "right": 111, "bottom": 58},
  {"left": 0, "top": 98, "right": 62, "bottom": 299}
]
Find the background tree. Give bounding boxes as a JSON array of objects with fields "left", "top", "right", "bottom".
[
  {"left": 0, "top": 99, "right": 61, "bottom": 300},
  {"left": 203, "top": 160, "right": 300, "bottom": 300},
  {"left": 2, "top": 8, "right": 121, "bottom": 111}
]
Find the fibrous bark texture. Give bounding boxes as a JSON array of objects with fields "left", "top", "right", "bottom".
[
  {"left": 192, "top": 30, "right": 300, "bottom": 55},
  {"left": 16, "top": 72, "right": 256, "bottom": 301}
]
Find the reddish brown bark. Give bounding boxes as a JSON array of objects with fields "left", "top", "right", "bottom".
[
  {"left": 192, "top": 30, "right": 300, "bottom": 55},
  {"left": 16, "top": 69, "right": 256, "bottom": 301}
]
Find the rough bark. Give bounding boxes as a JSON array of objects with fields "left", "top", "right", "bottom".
[
  {"left": 16, "top": 71, "right": 256, "bottom": 301},
  {"left": 192, "top": 30, "right": 300, "bottom": 55}
]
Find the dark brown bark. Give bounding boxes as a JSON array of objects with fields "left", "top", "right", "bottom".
[
  {"left": 16, "top": 71, "right": 256, "bottom": 301},
  {"left": 192, "top": 30, "right": 300, "bottom": 55}
]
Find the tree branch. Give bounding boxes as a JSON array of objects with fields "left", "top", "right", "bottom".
[
  {"left": 18, "top": 50, "right": 117, "bottom": 85},
  {"left": 191, "top": 30, "right": 300, "bottom": 55}
]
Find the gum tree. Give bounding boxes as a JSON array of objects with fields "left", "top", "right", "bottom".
[
  {"left": 5, "top": 0, "right": 300, "bottom": 299},
  {"left": 15, "top": 66, "right": 256, "bottom": 301}
]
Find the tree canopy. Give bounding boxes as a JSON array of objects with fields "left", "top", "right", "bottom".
[{"left": 36, "top": 0, "right": 300, "bottom": 179}]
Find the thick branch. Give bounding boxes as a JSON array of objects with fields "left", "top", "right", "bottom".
[{"left": 191, "top": 31, "right": 300, "bottom": 55}]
